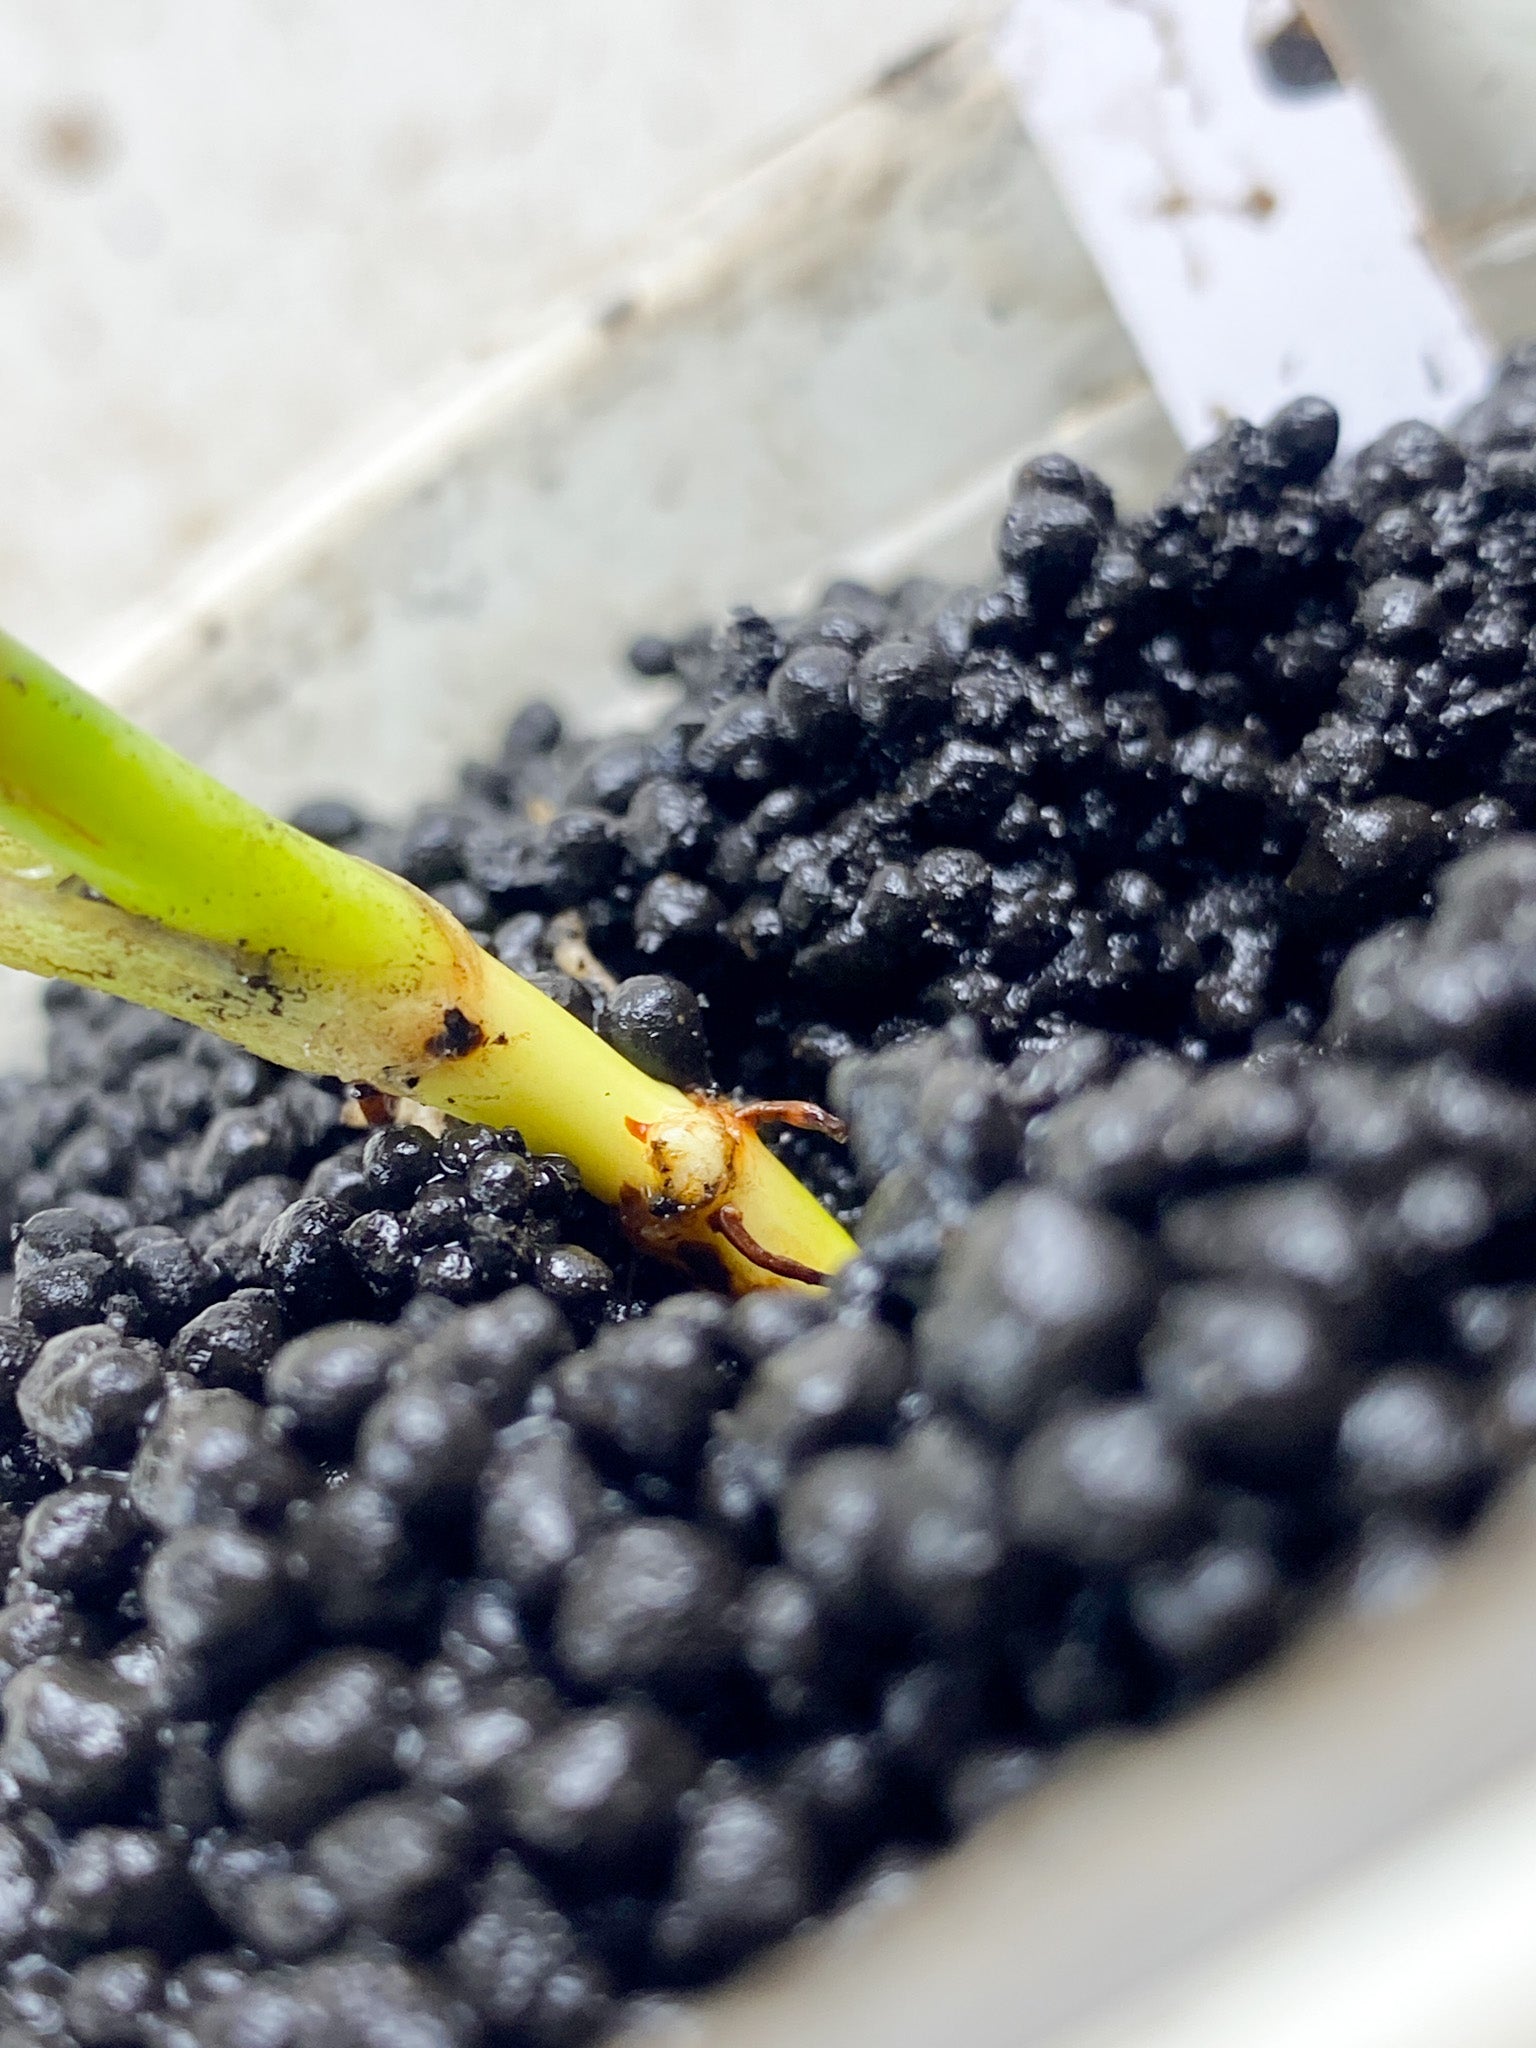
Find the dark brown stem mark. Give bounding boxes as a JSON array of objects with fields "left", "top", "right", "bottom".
[{"left": 426, "top": 1006, "right": 485, "bottom": 1059}]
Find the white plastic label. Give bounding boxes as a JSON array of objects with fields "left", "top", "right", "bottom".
[{"left": 996, "top": 0, "right": 1494, "bottom": 449}]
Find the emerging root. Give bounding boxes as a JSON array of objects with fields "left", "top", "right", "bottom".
[
  {"left": 547, "top": 909, "right": 619, "bottom": 995},
  {"left": 708, "top": 1204, "right": 831, "bottom": 1286},
  {"left": 734, "top": 1098, "right": 849, "bottom": 1141},
  {"left": 619, "top": 1091, "right": 848, "bottom": 1289},
  {"left": 341, "top": 1083, "right": 395, "bottom": 1129},
  {"left": 341, "top": 1085, "right": 450, "bottom": 1138}
]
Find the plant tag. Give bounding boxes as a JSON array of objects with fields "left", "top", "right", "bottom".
[{"left": 996, "top": 0, "right": 1492, "bottom": 449}]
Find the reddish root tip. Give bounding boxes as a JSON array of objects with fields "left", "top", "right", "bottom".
[
  {"left": 733, "top": 1098, "right": 849, "bottom": 1142},
  {"left": 709, "top": 1202, "right": 832, "bottom": 1287}
]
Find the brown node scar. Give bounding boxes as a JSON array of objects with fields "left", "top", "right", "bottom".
[
  {"left": 709, "top": 1204, "right": 831, "bottom": 1287},
  {"left": 731, "top": 1098, "right": 848, "bottom": 1142}
]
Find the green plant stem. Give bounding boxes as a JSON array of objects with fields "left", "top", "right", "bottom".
[{"left": 0, "top": 628, "right": 856, "bottom": 1292}]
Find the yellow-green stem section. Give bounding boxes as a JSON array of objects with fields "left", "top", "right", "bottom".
[{"left": 0, "top": 630, "right": 855, "bottom": 1292}]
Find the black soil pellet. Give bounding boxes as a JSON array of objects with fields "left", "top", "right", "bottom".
[{"left": 6, "top": 354, "right": 1536, "bottom": 2038}]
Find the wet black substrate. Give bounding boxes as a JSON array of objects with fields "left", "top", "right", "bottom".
[{"left": 4, "top": 352, "right": 1536, "bottom": 2044}]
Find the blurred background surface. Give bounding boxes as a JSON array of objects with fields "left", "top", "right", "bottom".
[
  {"left": 3, "top": 1, "right": 1533, "bottom": 679},
  {"left": 0, "top": 0, "right": 979, "bottom": 660}
]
